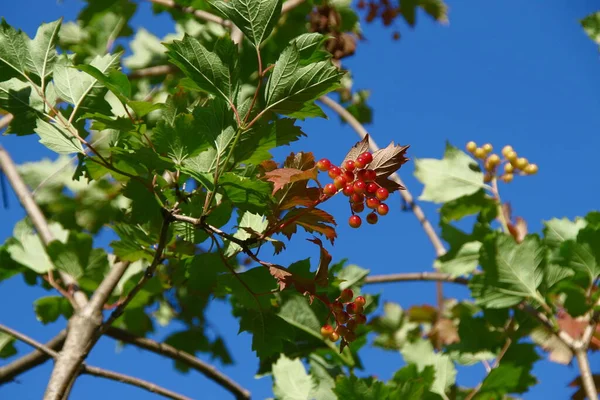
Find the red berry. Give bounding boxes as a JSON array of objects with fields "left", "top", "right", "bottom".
[
  {"left": 340, "top": 288, "right": 354, "bottom": 302},
  {"left": 334, "top": 175, "right": 347, "bottom": 189},
  {"left": 355, "top": 157, "right": 366, "bottom": 169},
  {"left": 329, "top": 331, "right": 340, "bottom": 342},
  {"left": 328, "top": 166, "right": 342, "bottom": 179},
  {"left": 323, "top": 183, "right": 337, "bottom": 196},
  {"left": 359, "top": 152, "right": 373, "bottom": 164},
  {"left": 346, "top": 319, "right": 358, "bottom": 331},
  {"left": 377, "top": 203, "right": 389, "bottom": 216},
  {"left": 337, "top": 311, "right": 350, "bottom": 324},
  {"left": 354, "top": 296, "right": 366, "bottom": 307},
  {"left": 332, "top": 301, "right": 343, "bottom": 311},
  {"left": 344, "top": 330, "right": 357, "bottom": 342},
  {"left": 350, "top": 193, "right": 365, "bottom": 203},
  {"left": 343, "top": 170, "right": 355, "bottom": 182},
  {"left": 344, "top": 160, "right": 356, "bottom": 171},
  {"left": 316, "top": 158, "right": 331, "bottom": 171},
  {"left": 336, "top": 325, "right": 349, "bottom": 336},
  {"left": 353, "top": 180, "right": 367, "bottom": 194},
  {"left": 376, "top": 187, "right": 389, "bottom": 201},
  {"left": 366, "top": 212, "right": 378, "bottom": 224},
  {"left": 355, "top": 314, "right": 367, "bottom": 324},
  {"left": 343, "top": 184, "right": 355, "bottom": 196},
  {"left": 349, "top": 215, "right": 362, "bottom": 228},
  {"left": 320, "top": 324, "right": 334, "bottom": 337},
  {"left": 366, "top": 182, "right": 378, "bottom": 194},
  {"left": 351, "top": 202, "right": 365, "bottom": 213},
  {"left": 364, "top": 169, "right": 376, "bottom": 182},
  {"left": 346, "top": 303, "right": 358, "bottom": 314},
  {"left": 366, "top": 197, "right": 380, "bottom": 209},
  {"left": 356, "top": 170, "right": 367, "bottom": 181}
]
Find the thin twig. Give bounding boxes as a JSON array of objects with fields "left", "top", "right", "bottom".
[
  {"left": 0, "top": 324, "right": 191, "bottom": 400},
  {"left": 0, "top": 114, "right": 13, "bottom": 131},
  {"left": 0, "top": 331, "right": 66, "bottom": 385},
  {"left": 364, "top": 272, "right": 469, "bottom": 285},
  {"left": 106, "top": 327, "right": 251, "bottom": 400},
  {"left": 573, "top": 348, "right": 598, "bottom": 400}
]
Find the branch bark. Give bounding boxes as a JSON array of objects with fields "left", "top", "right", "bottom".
[
  {"left": 0, "top": 324, "right": 192, "bottom": 400},
  {"left": 106, "top": 327, "right": 251, "bottom": 400},
  {"left": 364, "top": 272, "right": 469, "bottom": 285},
  {"left": 574, "top": 348, "right": 598, "bottom": 400}
]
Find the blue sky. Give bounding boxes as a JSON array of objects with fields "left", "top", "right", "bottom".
[{"left": 1, "top": 0, "right": 600, "bottom": 399}]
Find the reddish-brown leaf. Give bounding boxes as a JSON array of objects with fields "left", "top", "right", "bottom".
[
  {"left": 375, "top": 175, "right": 405, "bottom": 194},
  {"left": 279, "top": 186, "right": 321, "bottom": 210},
  {"left": 557, "top": 311, "right": 587, "bottom": 341},
  {"left": 264, "top": 167, "right": 319, "bottom": 194},
  {"left": 369, "top": 142, "right": 410, "bottom": 179},
  {"left": 260, "top": 159, "right": 278, "bottom": 173},
  {"left": 429, "top": 318, "right": 459, "bottom": 346},
  {"left": 284, "top": 151, "right": 316, "bottom": 170},
  {"left": 268, "top": 265, "right": 294, "bottom": 291},
  {"left": 279, "top": 207, "right": 337, "bottom": 244},
  {"left": 308, "top": 237, "right": 332, "bottom": 288},
  {"left": 342, "top": 134, "right": 371, "bottom": 164}
]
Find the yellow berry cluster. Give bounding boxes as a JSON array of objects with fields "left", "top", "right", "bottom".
[{"left": 466, "top": 142, "right": 538, "bottom": 183}]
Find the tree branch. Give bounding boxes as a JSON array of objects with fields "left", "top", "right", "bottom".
[
  {"left": 0, "top": 324, "right": 191, "bottom": 400},
  {"left": 0, "top": 114, "right": 13, "bottom": 131},
  {"left": 364, "top": 272, "right": 469, "bottom": 285},
  {"left": 106, "top": 327, "right": 251, "bottom": 400},
  {"left": 574, "top": 348, "right": 598, "bottom": 400},
  {"left": 0, "top": 330, "right": 66, "bottom": 385}
]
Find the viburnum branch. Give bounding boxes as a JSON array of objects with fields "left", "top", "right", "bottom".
[
  {"left": 517, "top": 303, "right": 576, "bottom": 349},
  {"left": 105, "top": 327, "right": 251, "bottom": 400},
  {"left": 0, "top": 114, "right": 13, "bottom": 131},
  {"left": 573, "top": 348, "right": 598, "bottom": 400},
  {"left": 364, "top": 272, "right": 469, "bottom": 285}
]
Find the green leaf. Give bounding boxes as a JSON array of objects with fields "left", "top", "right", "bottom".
[
  {"left": 478, "top": 343, "right": 539, "bottom": 396},
  {"left": 414, "top": 143, "right": 486, "bottom": 203},
  {"left": 334, "top": 375, "right": 390, "bottom": 400},
  {"left": 561, "top": 227, "right": 600, "bottom": 285},
  {"left": 0, "top": 19, "right": 30, "bottom": 79},
  {"left": 122, "top": 180, "right": 163, "bottom": 225},
  {"left": 210, "top": 0, "right": 282, "bottom": 47},
  {"left": 370, "top": 302, "right": 419, "bottom": 350},
  {"left": 265, "top": 40, "right": 343, "bottom": 117},
  {"left": 543, "top": 217, "right": 587, "bottom": 249},
  {"left": 27, "top": 19, "right": 62, "bottom": 87},
  {"left": 76, "top": 64, "right": 131, "bottom": 103},
  {"left": 0, "top": 78, "right": 45, "bottom": 134},
  {"left": 34, "top": 296, "right": 73, "bottom": 324},
  {"left": 0, "top": 332, "right": 17, "bottom": 359},
  {"left": 401, "top": 339, "right": 457, "bottom": 397},
  {"left": 153, "top": 113, "right": 211, "bottom": 164},
  {"left": 471, "top": 235, "right": 545, "bottom": 308},
  {"left": 46, "top": 232, "right": 93, "bottom": 280},
  {"left": 219, "top": 172, "right": 272, "bottom": 214},
  {"left": 581, "top": 12, "right": 600, "bottom": 46},
  {"left": 440, "top": 189, "right": 495, "bottom": 222},
  {"left": 435, "top": 241, "right": 481, "bottom": 277},
  {"left": 225, "top": 211, "right": 268, "bottom": 256},
  {"left": 35, "top": 119, "right": 83, "bottom": 154},
  {"left": 272, "top": 354, "right": 314, "bottom": 400},
  {"left": 165, "top": 35, "right": 238, "bottom": 104}
]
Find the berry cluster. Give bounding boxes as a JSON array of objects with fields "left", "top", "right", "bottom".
[
  {"left": 320, "top": 289, "right": 367, "bottom": 343},
  {"left": 466, "top": 142, "right": 538, "bottom": 183},
  {"left": 316, "top": 152, "right": 390, "bottom": 228}
]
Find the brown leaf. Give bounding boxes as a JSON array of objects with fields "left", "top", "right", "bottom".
[
  {"left": 342, "top": 134, "right": 371, "bottom": 164},
  {"left": 279, "top": 186, "right": 321, "bottom": 210},
  {"left": 279, "top": 207, "right": 337, "bottom": 244},
  {"left": 260, "top": 160, "right": 278, "bottom": 173},
  {"left": 284, "top": 151, "right": 316, "bottom": 170},
  {"left": 557, "top": 311, "right": 587, "bottom": 341},
  {"left": 508, "top": 216, "right": 528, "bottom": 243},
  {"left": 308, "top": 237, "right": 332, "bottom": 288},
  {"left": 264, "top": 167, "right": 319, "bottom": 194},
  {"left": 268, "top": 265, "right": 294, "bottom": 291},
  {"left": 369, "top": 142, "right": 410, "bottom": 178},
  {"left": 430, "top": 318, "right": 459, "bottom": 346},
  {"left": 531, "top": 326, "right": 573, "bottom": 365},
  {"left": 375, "top": 175, "right": 405, "bottom": 194},
  {"left": 569, "top": 374, "right": 600, "bottom": 400}
]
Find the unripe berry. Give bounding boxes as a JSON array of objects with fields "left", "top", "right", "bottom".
[
  {"left": 344, "top": 330, "right": 357, "bottom": 342},
  {"left": 524, "top": 164, "right": 538, "bottom": 175},
  {"left": 359, "top": 152, "right": 373, "bottom": 164},
  {"left": 502, "top": 173, "right": 514, "bottom": 183},
  {"left": 483, "top": 173, "right": 492, "bottom": 183},
  {"left": 343, "top": 184, "right": 355, "bottom": 196},
  {"left": 340, "top": 288, "right": 354, "bottom": 302},
  {"left": 329, "top": 332, "right": 340, "bottom": 342},
  {"left": 323, "top": 183, "right": 337, "bottom": 196},
  {"left": 366, "top": 197, "right": 380, "bottom": 209},
  {"left": 366, "top": 182, "right": 378, "bottom": 194},
  {"left": 506, "top": 150, "right": 518, "bottom": 162},
  {"left": 504, "top": 163, "right": 514, "bottom": 174},
  {"left": 328, "top": 166, "right": 342, "bottom": 179},
  {"left": 351, "top": 202, "right": 365, "bottom": 213},
  {"left": 349, "top": 215, "right": 362, "bottom": 228},
  {"left": 364, "top": 169, "right": 376, "bottom": 182},
  {"left": 502, "top": 145, "right": 513, "bottom": 157},
  {"left": 320, "top": 324, "right": 334, "bottom": 337},
  {"left": 344, "top": 160, "right": 356, "bottom": 171},
  {"left": 316, "top": 158, "right": 331, "bottom": 171},
  {"left": 487, "top": 154, "right": 500, "bottom": 167},
  {"left": 376, "top": 187, "right": 389, "bottom": 201},
  {"left": 474, "top": 148, "right": 486, "bottom": 159},
  {"left": 336, "top": 325, "right": 349, "bottom": 337},
  {"left": 366, "top": 212, "right": 378, "bottom": 225},
  {"left": 482, "top": 143, "right": 493, "bottom": 153},
  {"left": 353, "top": 180, "right": 367, "bottom": 194},
  {"left": 337, "top": 311, "right": 350, "bottom": 324},
  {"left": 355, "top": 314, "right": 367, "bottom": 324},
  {"left": 346, "top": 319, "right": 358, "bottom": 331},
  {"left": 515, "top": 157, "right": 528, "bottom": 170},
  {"left": 466, "top": 141, "right": 477, "bottom": 153},
  {"left": 354, "top": 296, "right": 366, "bottom": 307},
  {"left": 377, "top": 203, "right": 389, "bottom": 216},
  {"left": 334, "top": 175, "right": 347, "bottom": 189},
  {"left": 350, "top": 193, "right": 364, "bottom": 203}
]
